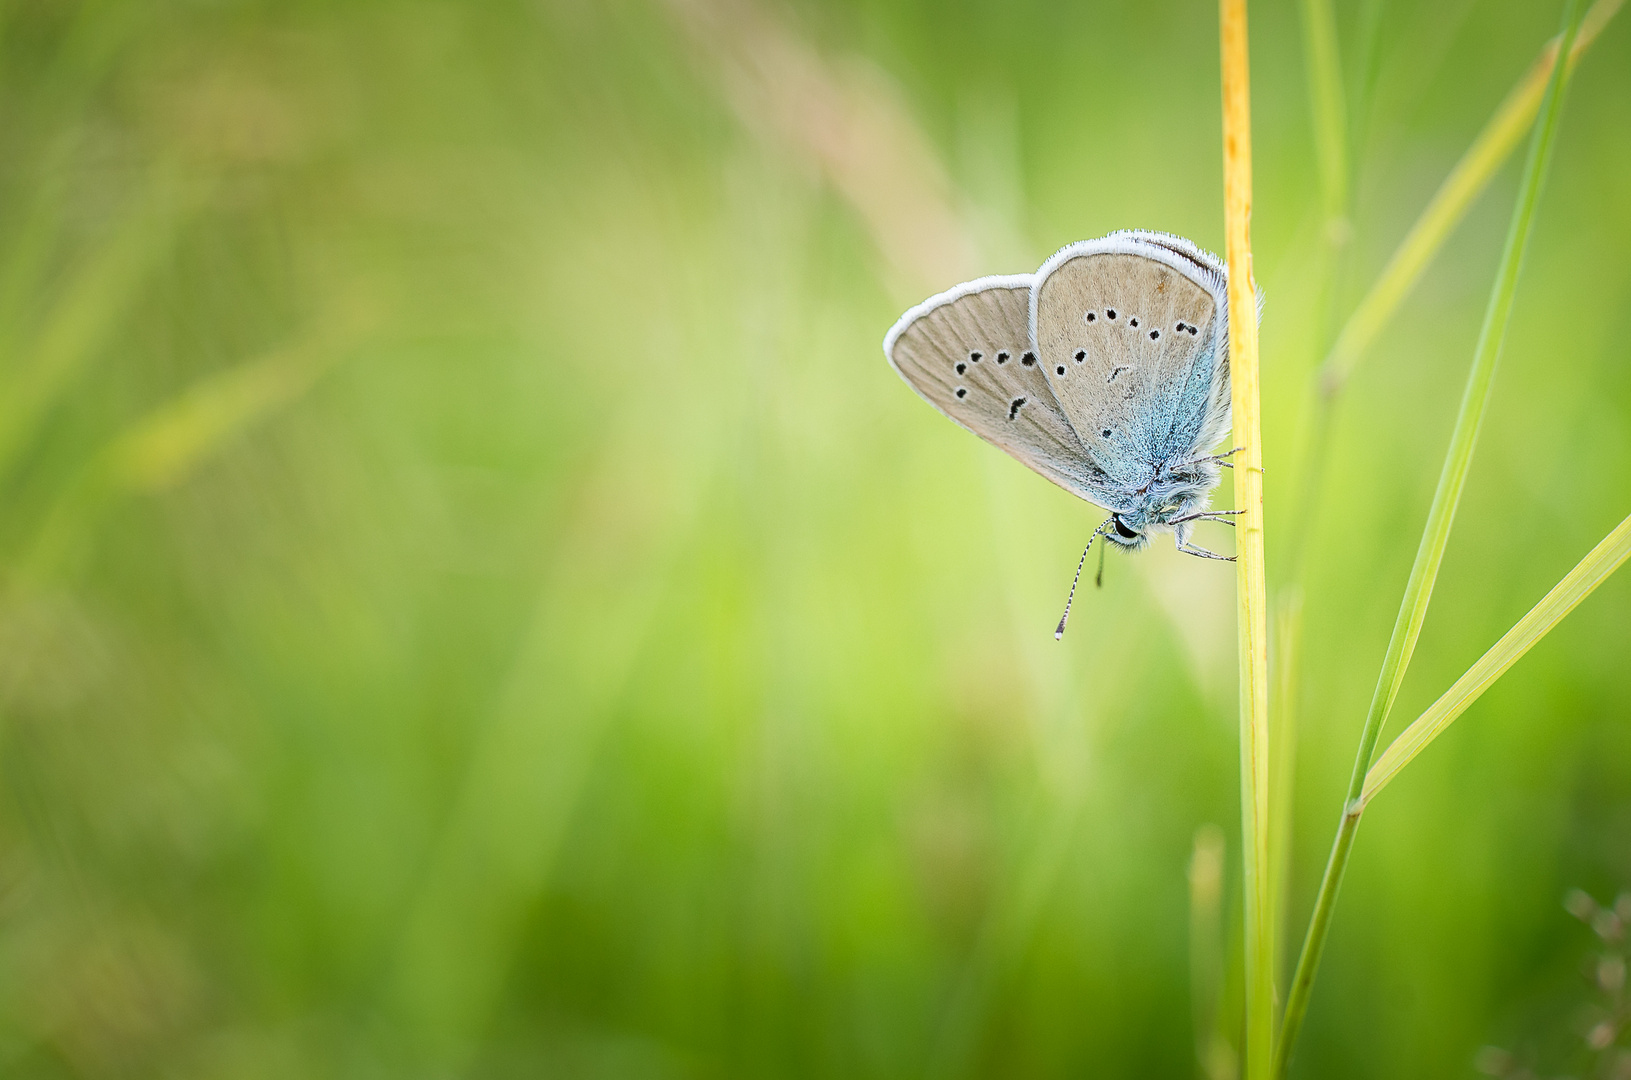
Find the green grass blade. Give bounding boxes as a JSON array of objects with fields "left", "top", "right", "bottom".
[
  {"left": 1274, "top": 2, "right": 1583, "bottom": 1074},
  {"left": 1282, "top": 0, "right": 1618, "bottom": 584},
  {"left": 1282, "top": 0, "right": 1349, "bottom": 583},
  {"left": 1361, "top": 512, "right": 1631, "bottom": 804},
  {"left": 1318, "top": 0, "right": 1620, "bottom": 396},
  {"left": 1279, "top": 0, "right": 1345, "bottom": 1004},
  {"left": 1270, "top": 590, "right": 1303, "bottom": 990},
  {"left": 1298, "top": 0, "right": 1348, "bottom": 232},
  {"left": 1189, "top": 825, "right": 1235, "bottom": 1080}
]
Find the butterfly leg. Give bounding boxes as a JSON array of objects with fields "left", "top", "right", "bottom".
[
  {"left": 1177, "top": 542, "right": 1236, "bottom": 563},
  {"left": 1170, "top": 447, "right": 1246, "bottom": 471},
  {"left": 1202, "top": 447, "right": 1265, "bottom": 473},
  {"left": 1171, "top": 509, "right": 1244, "bottom": 527}
]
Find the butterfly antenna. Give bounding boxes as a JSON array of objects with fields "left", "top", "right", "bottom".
[{"left": 1055, "top": 517, "right": 1113, "bottom": 640}]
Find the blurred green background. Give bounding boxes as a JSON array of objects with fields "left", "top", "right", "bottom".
[{"left": 0, "top": 0, "right": 1627, "bottom": 1076}]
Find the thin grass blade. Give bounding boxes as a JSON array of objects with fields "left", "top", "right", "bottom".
[
  {"left": 1189, "top": 825, "right": 1235, "bottom": 1080},
  {"left": 1362, "top": 512, "right": 1631, "bottom": 803},
  {"left": 1270, "top": 590, "right": 1303, "bottom": 981},
  {"left": 1299, "top": 0, "right": 1348, "bottom": 232},
  {"left": 1298, "top": 0, "right": 1350, "bottom": 236},
  {"left": 1277, "top": 0, "right": 1347, "bottom": 986},
  {"left": 1319, "top": 0, "right": 1620, "bottom": 395},
  {"left": 1274, "top": 3, "right": 1583, "bottom": 1074},
  {"left": 1283, "top": 0, "right": 1619, "bottom": 580}
]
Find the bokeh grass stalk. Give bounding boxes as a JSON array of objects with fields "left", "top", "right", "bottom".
[
  {"left": 0, "top": 179, "right": 179, "bottom": 483},
  {"left": 1270, "top": 591, "right": 1302, "bottom": 988},
  {"left": 1281, "top": 0, "right": 1620, "bottom": 581},
  {"left": 1189, "top": 825, "right": 1236, "bottom": 1080},
  {"left": 1297, "top": 0, "right": 1348, "bottom": 238},
  {"left": 1362, "top": 511, "right": 1631, "bottom": 803},
  {"left": 1318, "top": 0, "right": 1621, "bottom": 397},
  {"left": 1275, "top": 4, "right": 1581, "bottom": 1072},
  {"left": 19, "top": 331, "right": 349, "bottom": 581},
  {"left": 1220, "top": 0, "right": 1272, "bottom": 1074},
  {"left": 1275, "top": 0, "right": 1347, "bottom": 991}
]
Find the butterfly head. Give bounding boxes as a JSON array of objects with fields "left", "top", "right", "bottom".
[
  {"left": 1110, "top": 464, "right": 1221, "bottom": 550},
  {"left": 1104, "top": 511, "right": 1149, "bottom": 551}
]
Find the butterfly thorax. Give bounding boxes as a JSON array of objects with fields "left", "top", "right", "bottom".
[{"left": 1103, "top": 458, "right": 1222, "bottom": 549}]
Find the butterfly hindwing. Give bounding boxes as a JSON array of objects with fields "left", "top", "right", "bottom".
[
  {"left": 884, "top": 276, "right": 1119, "bottom": 507},
  {"left": 1030, "top": 233, "right": 1231, "bottom": 488}
]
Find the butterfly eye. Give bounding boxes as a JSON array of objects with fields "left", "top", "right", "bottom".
[{"left": 1112, "top": 515, "right": 1139, "bottom": 540}]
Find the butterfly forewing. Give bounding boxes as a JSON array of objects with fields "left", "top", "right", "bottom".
[
  {"left": 884, "top": 276, "right": 1115, "bottom": 504},
  {"left": 1031, "top": 238, "right": 1229, "bottom": 486}
]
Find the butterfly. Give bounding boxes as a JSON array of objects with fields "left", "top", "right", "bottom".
[{"left": 882, "top": 230, "right": 1242, "bottom": 637}]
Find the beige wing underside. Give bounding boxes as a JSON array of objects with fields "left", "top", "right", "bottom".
[
  {"left": 1032, "top": 250, "right": 1224, "bottom": 487},
  {"left": 884, "top": 278, "right": 1116, "bottom": 505}
]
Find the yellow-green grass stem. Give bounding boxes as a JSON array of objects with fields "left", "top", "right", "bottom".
[
  {"left": 1220, "top": 0, "right": 1272, "bottom": 1074},
  {"left": 1274, "top": 3, "right": 1582, "bottom": 1074},
  {"left": 1363, "top": 512, "right": 1631, "bottom": 803}
]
